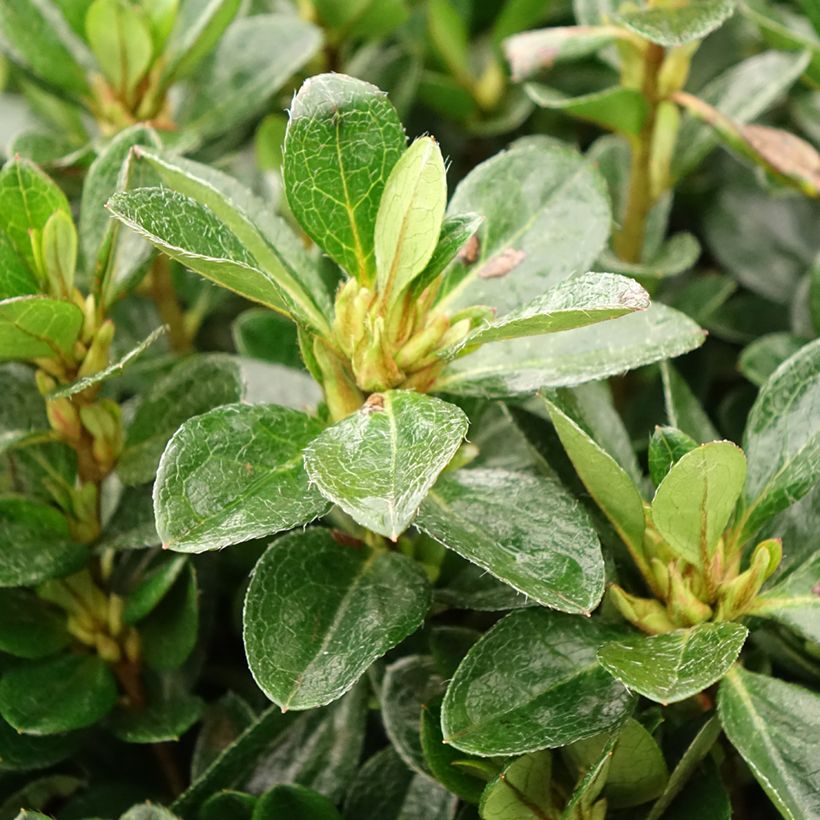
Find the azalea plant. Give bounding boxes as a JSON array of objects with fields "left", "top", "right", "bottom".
[{"left": 0, "top": 1, "right": 818, "bottom": 819}]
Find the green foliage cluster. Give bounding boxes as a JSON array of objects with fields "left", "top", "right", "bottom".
[{"left": 0, "top": 0, "right": 818, "bottom": 818}]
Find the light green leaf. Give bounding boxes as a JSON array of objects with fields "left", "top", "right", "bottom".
[
  {"left": 718, "top": 666, "right": 820, "bottom": 820},
  {"left": 651, "top": 441, "right": 747, "bottom": 566},
  {"left": 304, "top": 391, "right": 468, "bottom": 540},
  {"left": 375, "top": 137, "right": 447, "bottom": 296},
  {"left": 565, "top": 718, "right": 668, "bottom": 809},
  {"left": 154, "top": 403, "right": 328, "bottom": 553},
  {"left": 0, "top": 653, "right": 117, "bottom": 734},
  {"left": 560, "top": 734, "right": 614, "bottom": 820},
  {"left": 673, "top": 51, "right": 810, "bottom": 180},
  {"left": 124, "top": 554, "right": 188, "bottom": 624},
  {"left": 411, "top": 212, "right": 482, "bottom": 296},
  {"left": 661, "top": 362, "right": 720, "bottom": 444},
  {"left": 441, "top": 609, "right": 633, "bottom": 756},
  {"left": 525, "top": 84, "right": 648, "bottom": 135},
  {"left": 598, "top": 623, "right": 748, "bottom": 704},
  {"left": 417, "top": 467, "right": 605, "bottom": 614},
  {"left": 0, "top": 498, "right": 87, "bottom": 588},
  {"left": 436, "top": 303, "right": 706, "bottom": 398},
  {"left": 85, "top": 0, "right": 153, "bottom": 97},
  {"left": 439, "top": 139, "right": 611, "bottom": 315},
  {"left": 0, "top": 230, "right": 39, "bottom": 299},
  {"left": 243, "top": 528, "right": 430, "bottom": 710},
  {"left": 480, "top": 750, "right": 553, "bottom": 819},
  {"left": 741, "top": 338, "right": 820, "bottom": 541},
  {"left": 543, "top": 396, "right": 646, "bottom": 560},
  {"left": 751, "top": 554, "right": 820, "bottom": 643},
  {"left": 176, "top": 15, "right": 322, "bottom": 149},
  {"left": 451, "top": 272, "right": 649, "bottom": 352},
  {"left": 0, "top": 589, "right": 69, "bottom": 659},
  {"left": 617, "top": 0, "right": 736, "bottom": 46},
  {"left": 0, "top": 296, "right": 84, "bottom": 362},
  {"left": 284, "top": 73, "right": 406, "bottom": 282},
  {"left": 648, "top": 425, "right": 698, "bottom": 487}
]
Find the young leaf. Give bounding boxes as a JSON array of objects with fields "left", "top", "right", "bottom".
[
  {"left": 243, "top": 528, "right": 430, "bottom": 710},
  {"left": 441, "top": 609, "right": 633, "bottom": 756},
  {"left": 561, "top": 735, "right": 614, "bottom": 820},
  {"left": 253, "top": 785, "right": 341, "bottom": 820},
  {"left": 411, "top": 213, "right": 482, "bottom": 296},
  {"left": 651, "top": 441, "right": 747, "bottom": 567},
  {"left": 648, "top": 426, "right": 698, "bottom": 487},
  {"left": 0, "top": 296, "right": 84, "bottom": 361},
  {"left": 154, "top": 403, "right": 328, "bottom": 553},
  {"left": 439, "top": 139, "right": 611, "bottom": 315},
  {"left": 479, "top": 750, "right": 553, "bottom": 819},
  {"left": 0, "top": 653, "right": 118, "bottom": 734},
  {"left": 283, "top": 73, "right": 406, "bottom": 282},
  {"left": 741, "top": 338, "right": 820, "bottom": 541},
  {"left": 598, "top": 623, "right": 748, "bottom": 704},
  {"left": 0, "top": 498, "right": 87, "bottom": 588},
  {"left": 417, "top": 467, "right": 605, "bottom": 614},
  {"left": 616, "top": 0, "right": 736, "bottom": 47},
  {"left": 718, "top": 666, "right": 820, "bottom": 820},
  {"left": 0, "top": 589, "right": 69, "bottom": 659},
  {"left": 436, "top": 303, "right": 706, "bottom": 397},
  {"left": 543, "top": 397, "right": 646, "bottom": 561},
  {"left": 450, "top": 272, "right": 649, "bottom": 352},
  {"left": 304, "top": 391, "right": 468, "bottom": 540},
  {"left": 0, "top": 231, "right": 39, "bottom": 299},
  {"left": 375, "top": 136, "right": 447, "bottom": 297},
  {"left": 124, "top": 554, "right": 188, "bottom": 625}
]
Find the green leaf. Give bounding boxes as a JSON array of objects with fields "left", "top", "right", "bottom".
[
  {"left": 253, "top": 785, "right": 341, "bottom": 820},
  {"left": 0, "top": 0, "right": 91, "bottom": 96},
  {"left": 480, "top": 750, "right": 552, "bottom": 819},
  {"left": 140, "top": 563, "right": 198, "bottom": 671},
  {"left": 304, "top": 391, "right": 468, "bottom": 540},
  {"left": 0, "top": 157, "right": 71, "bottom": 275},
  {"left": 739, "top": 334, "right": 806, "bottom": 388},
  {"left": 0, "top": 589, "right": 69, "bottom": 659},
  {"left": 0, "top": 230, "right": 39, "bottom": 299},
  {"left": 0, "top": 363, "right": 48, "bottom": 452},
  {"left": 85, "top": 0, "right": 153, "bottom": 97},
  {"left": 436, "top": 303, "right": 706, "bottom": 398},
  {"left": 647, "top": 717, "right": 722, "bottom": 820},
  {"left": 117, "top": 354, "right": 244, "bottom": 486},
  {"left": 0, "top": 714, "right": 81, "bottom": 772},
  {"left": 199, "top": 792, "right": 256, "bottom": 820},
  {"left": 284, "top": 73, "right": 407, "bottom": 282},
  {"left": 451, "top": 272, "right": 649, "bottom": 352},
  {"left": 0, "top": 498, "right": 87, "bottom": 588},
  {"left": 190, "top": 693, "right": 256, "bottom": 780},
  {"left": 648, "top": 426, "right": 698, "bottom": 487},
  {"left": 751, "top": 554, "right": 820, "bottom": 643},
  {"left": 543, "top": 396, "right": 646, "bottom": 560},
  {"left": 243, "top": 528, "right": 430, "bottom": 710},
  {"left": 411, "top": 213, "right": 482, "bottom": 296},
  {"left": 617, "top": 0, "right": 735, "bottom": 46},
  {"left": 439, "top": 139, "right": 611, "bottom": 315},
  {"left": 441, "top": 609, "right": 633, "bottom": 756},
  {"left": 566, "top": 718, "right": 668, "bottom": 808},
  {"left": 0, "top": 296, "right": 84, "bottom": 362},
  {"left": 598, "top": 623, "right": 748, "bottom": 704},
  {"left": 740, "top": 338, "right": 820, "bottom": 540},
  {"left": 381, "top": 656, "right": 444, "bottom": 777},
  {"left": 597, "top": 232, "right": 701, "bottom": 280},
  {"left": 375, "top": 137, "right": 447, "bottom": 296},
  {"left": 177, "top": 15, "right": 322, "bottom": 149},
  {"left": 120, "top": 804, "right": 181, "bottom": 820},
  {"left": 107, "top": 188, "right": 296, "bottom": 319},
  {"left": 2, "top": 775, "right": 84, "bottom": 819},
  {"left": 434, "top": 559, "right": 530, "bottom": 612},
  {"left": 663, "top": 767, "right": 731, "bottom": 820},
  {"left": 417, "top": 467, "right": 605, "bottom": 614},
  {"left": 560, "top": 734, "right": 614, "bottom": 820},
  {"left": 718, "top": 666, "right": 820, "bottom": 820},
  {"left": 343, "top": 747, "right": 456, "bottom": 820},
  {"left": 131, "top": 149, "right": 331, "bottom": 331},
  {"left": 0, "top": 653, "right": 117, "bottom": 734},
  {"left": 155, "top": 403, "right": 327, "bottom": 553},
  {"left": 673, "top": 51, "right": 810, "bottom": 180},
  {"left": 124, "top": 555, "right": 187, "bottom": 624},
  {"left": 525, "top": 85, "right": 648, "bottom": 135},
  {"left": 651, "top": 441, "right": 747, "bottom": 566},
  {"left": 232, "top": 309, "right": 302, "bottom": 370},
  {"left": 109, "top": 688, "right": 204, "bottom": 743},
  {"left": 661, "top": 362, "right": 720, "bottom": 444}
]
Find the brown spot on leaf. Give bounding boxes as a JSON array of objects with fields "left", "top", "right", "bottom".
[
  {"left": 331, "top": 530, "right": 364, "bottom": 549},
  {"left": 363, "top": 393, "right": 385, "bottom": 413},
  {"left": 458, "top": 233, "right": 480, "bottom": 265},
  {"left": 741, "top": 125, "right": 820, "bottom": 192},
  {"left": 477, "top": 248, "right": 526, "bottom": 279},
  {"left": 812, "top": 581, "right": 820, "bottom": 597}
]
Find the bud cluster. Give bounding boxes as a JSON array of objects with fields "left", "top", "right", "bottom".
[{"left": 610, "top": 507, "right": 782, "bottom": 635}]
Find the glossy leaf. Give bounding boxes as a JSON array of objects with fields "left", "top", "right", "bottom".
[
  {"left": 441, "top": 609, "right": 633, "bottom": 756},
  {"left": 718, "top": 666, "right": 820, "bottom": 820},
  {"left": 155, "top": 403, "right": 327, "bottom": 552},
  {"left": 0, "top": 653, "right": 117, "bottom": 734},
  {"left": 439, "top": 139, "right": 611, "bottom": 315},
  {"left": 304, "top": 391, "right": 468, "bottom": 540},
  {"left": 283, "top": 73, "right": 406, "bottom": 281},
  {"left": 741, "top": 339, "right": 820, "bottom": 540},
  {"left": 751, "top": 554, "right": 820, "bottom": 643},
  {"left": 651, "top": 441, "right": 747, "bottom": 566},
  {"left": 376, "top": 137, "right": 447, "bottom": 296},
  {"left": 616, "top": 0, "right": 735, "bottom": 46},
  {"left": 0, "top": 296, "right": 84, "bottom": 362},
  {"left": 417, "top": 467, "right": 605, "bottom": 614},
  {"left": 648, "top": 426, "right": 698, "bottom": 487},
  {"left": 480, "top": 750, "right": 553, "bottom": 819},
  {"left": 598, "top": 623, "right": 748, "bottom": 704},
  {"left": 243, "top": 528, "right": 430, "bottom": 710},
  {"left": 436, "top": 303, "right": 705, "bottom": 397}
]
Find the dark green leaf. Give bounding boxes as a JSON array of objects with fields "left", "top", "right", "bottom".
[
  {"left": 412, "top": 213, "right": 482, "bottom": 296},
  {"left": 124, "top": 555, "right": 188, "bottom": 624},
  {"left": 441, "top": 609, "right": 632, "bottom": 756},
  {"left": 0, "top": 589, "right": 69, "bottom": 659},
  {"left": 0, "top": 714, "right": 81, "bottom": 772},
  {"left": 648, "top": 426, "right": 698, "bottom": 487},
  {"left": 751, "top": 554, "right": 820, "bottom": 643},
  {"left": 739, "top": 334, "right": 806, "bottom": 388},
  {"left": 243, "top": 528, "right": 430, "bottom": 710},
  {"left": 661, "top": 362, "right": 720, "bottom": 444},
  {"left": 199, "top": 791, "right": 256, "bottom": 820},
  {"left": 190, "top": 693, "right": 256, "bottom": 781},
  {"left": 109, "top": 688, "right": 204, "bottom": 744},
  {"left": 253, "top": 785, "right": 341, "bottom": 820}
]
